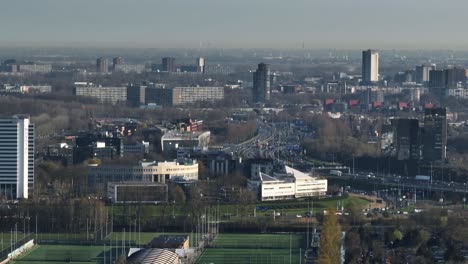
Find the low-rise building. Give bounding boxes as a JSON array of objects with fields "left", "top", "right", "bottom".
[
  {"left": 88, "top": 159, "right": 199, "bottom": 190},
  {"left": 161, "top": 131, "right": 210, "bottom": 152},
  {"left": 107, "top": 182, "right": 168, "bottom": 203},
  {"left": 123, "top": 141, "right": 150, "bottom": 156},
  {"left": 0, "top": 84, "right": 52, "bottom": 94},
  {"left": 127, "top": 248, "right": 180, "bottom": 264},
  {"left": 250, "top": 166, "right": 327, "bottom": 201},
  {"left": 148, "top": 235, "right": 190, "bottom": 250}
]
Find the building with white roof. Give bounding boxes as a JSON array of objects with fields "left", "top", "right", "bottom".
[{"left": 251, "top": 165, "right": 327, "bottom": 201}]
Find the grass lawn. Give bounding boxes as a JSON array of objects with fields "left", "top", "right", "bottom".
[
  {"left": 107, "top": 194, "right": 370, "bottom": 219},
  {"left": 196, "top": 233, "right": 304, "bottom": 264},
  {"left": 255, "top": 195, "right": 370, "bottom": 216},
  {"left": 10, "top": 244, "right": 121, "bottom": 264}
]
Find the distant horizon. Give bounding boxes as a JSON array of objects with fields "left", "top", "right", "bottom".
[
  {"left": 1, "top": 42, "right": 468, "bottom": 52},
  {"left": 3, "top": 0, "right": 468, "bottom": 51}
]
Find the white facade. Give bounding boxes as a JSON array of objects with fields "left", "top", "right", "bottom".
[
  {"left": 257, "top": 166, "right": 327, "bottom": 201},
  {"left": 0, "top": 116, "right": 34, "bottom": 199},
  {"left": 74, "top": 85, "right": 127, "bottom": 104},
  {"left": 447, "top": 88, "right": 468, "bottom": 99},
  {"left": 260, "top": 174, "right": 295, "bottom": 201},
  {"left": 362, "top": 50, "right": 379, "bottom": 83},
  {"left": 285, "top": 166, "right": 328, "bottom": 198},
  {"left": 88, "top": 160, "right": 199, "bottom": 189}
]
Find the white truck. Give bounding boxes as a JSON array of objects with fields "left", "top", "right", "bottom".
[{"left": 330, "top": 170, "right": 343, "bottom": 176}]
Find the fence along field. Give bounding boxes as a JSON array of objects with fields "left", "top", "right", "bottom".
[{"left": 196, "top": 233, "right": 304, "bottom": 264}]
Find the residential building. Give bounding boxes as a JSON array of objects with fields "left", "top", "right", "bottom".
[
  {"left": 114, "top": 64, "right": 146, "bottom": 74},
  {"left": 392, "top": 119, "right": 420, "bottom": 160},
  {"left": 429, "top": 68, "right": 467, "bottom": 97},
  {"left": 126, "top": 84, "right": 146, "bottom": 106},
  {"left": 196, "top": 57, "right": 205, "bottom": 73},
  {"left": 362, "top": 49, "right": 379, "bottom": 84},
  {"left": 415, "top": 64, "right": 436, "bottom": 84},
  {"left": 0, "top": 84, "right": 52, "bottom": 94},
  {"left": 253, "top": 63, "right": 271, "bottom": 102},
  {"left": 96, "top": 57, "right": 109, "bottom": 73},
  {"left": 17, "top": 64, "right": 52, "bottom": 73},
  {"left": 162, "top": 57, "right": 176, "bottom": 72},
  {"left": 144, "top": 86, "right": 172, "bottom": 105},
  {"left": 112, "top": 56, "right": 124, "bottom": 70},
  {"left": 422, "top": 108, "right": 447, "bottom": 162},
  {"left": 172, "top": 87, "right": 224, "bottom": 105},
  {"left": 74, "top": 84, "right": 127, "bottom": 104},
  {"left": 361, "top": 87, "right": 384, "bottom": 109},
  {"left": 204, "top": 64, "right": 234, "bottom": 75},
  {"left": 0, "top": 115, "right": 34, "bottom": 199}
]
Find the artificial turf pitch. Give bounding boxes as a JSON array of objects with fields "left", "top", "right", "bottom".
[{"left": 196, "top": 233, "right": 304, "bottom": 264}]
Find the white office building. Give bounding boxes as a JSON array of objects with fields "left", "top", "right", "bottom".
[
  {"left": 362, "top": 49, "right": 379, "bottom": 83},
  {"left": 0, "top": 116, "right": 34, "bottom": 199},
  {"left": 251, "top": 166, "right": 327, "bottom": 201}
]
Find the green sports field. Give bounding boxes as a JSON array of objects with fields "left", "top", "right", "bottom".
[
  {"left": 196, "top": 233, "right": 304, "bottom": 264},
  {"left": 10, "top": 244, "right": 122, "bottom": 264}
]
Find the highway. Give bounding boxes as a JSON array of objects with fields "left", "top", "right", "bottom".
[
  {"left": 229, "top": 119, "right": 468, "bottom": 195},
  {"left": 324, "top": 173, "right": 468, "bottom": 194}
]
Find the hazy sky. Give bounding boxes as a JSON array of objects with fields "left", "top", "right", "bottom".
[{"left": 1, "top": 0, "right": 467, "bottom": 49}]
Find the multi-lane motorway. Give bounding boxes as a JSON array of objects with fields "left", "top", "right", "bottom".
[{"left": 229, "top": 120, "right": 468, "bottom": 195}]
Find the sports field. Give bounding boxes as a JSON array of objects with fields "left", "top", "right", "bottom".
[
  {"left": 10, "top": 244, "right": 122, "bottom": 264},
  {"left": 196, "top": 233, "right": 304, "bottom": 264},
  {"left": 105, "top": 231, "right": 195, "bottom": 246}
]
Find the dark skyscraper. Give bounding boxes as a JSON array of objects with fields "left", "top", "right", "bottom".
[
  {"left": 162, "top": 57, "right": 176, "bottom": 72},
  {"left": 415, "top": 64, "right": 436, "bottom": 84},
  {"left": 392, "top": 119, "right": 420, "bottom": 160},
  {"left": 253, "top": 63, "right": 271, "bottom": 103},
  {"left": 361, "top": 49, "right": 379, "bottom": 84},
  {"left": 422, "top": 108, "right": 447, "bottom": 162},
  {"left": 96, "top": 57, "right": 109, "bottom": 73},
  {"left": 113, "top": 56, "right": 124, "bottom": 70}
]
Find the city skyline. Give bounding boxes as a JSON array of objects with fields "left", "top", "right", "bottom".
[{"left": 2, "top": 0, "right": 468, "bottom": 50}]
